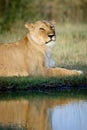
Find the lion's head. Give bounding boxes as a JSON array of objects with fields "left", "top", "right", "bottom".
[{"left": 25, "top": 20, "right": 56, "bottom": 47}]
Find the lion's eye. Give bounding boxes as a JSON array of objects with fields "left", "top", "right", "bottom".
[{"left": 40, "top": 28, "right": 45, "bottom": 31}]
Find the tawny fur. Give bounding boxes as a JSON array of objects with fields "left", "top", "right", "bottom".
[{"left": 0, "top": 20, "right": 82, "bottom": 77}]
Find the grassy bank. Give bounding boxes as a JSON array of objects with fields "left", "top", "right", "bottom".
[
  {"left": 0, "top": 125, "right": 26, "bottom": 130},
  {"left": 0, "top": 24, "right": 87, "bottom": 93},
  {"left": 0, "top": 76, "right": 87, "bottom": 100},
  {"left": 0, "top": 76, "right": 87, "bottom": 92}
]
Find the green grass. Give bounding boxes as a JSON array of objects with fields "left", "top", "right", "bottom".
[
  {"left": 0, "top": 75, "right": 87, "bottom": 92},
  {"left": 0, "top": 76, "right": 87, "bottom": 100},
  {"left": 0, "top": 125, "right": 26, "bottom": 130},
  {"left": 0, "top": 23, "right": 87, "bottom": 93}
]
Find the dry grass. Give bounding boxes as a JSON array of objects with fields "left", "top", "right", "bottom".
[
  {"left": 53, "top": 23, "right": 87, "bottom": 73},
  {"left": 0, "top": 23, "right": 87, "bottom": 73}
]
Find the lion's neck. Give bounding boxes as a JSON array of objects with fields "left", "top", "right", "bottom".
[{"left": 45, "top": 46, "right": 55, "bottom": 68}]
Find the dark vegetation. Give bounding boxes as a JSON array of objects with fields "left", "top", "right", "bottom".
[
  {"left": 0, "top": 76, "right": 87, "bottom": 95},
  {"left": 0, "top": 125, "right": 26, "bottom": 130},
  {"left": 0, "top": 0, "right": 87, "bottom": 31}
]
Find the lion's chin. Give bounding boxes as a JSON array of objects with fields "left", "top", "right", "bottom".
[{"left": 46, "top": 41, "right": 56, "bottom": 48}]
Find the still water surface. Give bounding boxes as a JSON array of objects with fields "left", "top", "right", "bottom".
[
  {"left": 0, "top": 95, "right": 87, "bottom": 130},
  {"left": 52, "top": 101, "right": 87, "bottom": 130}
]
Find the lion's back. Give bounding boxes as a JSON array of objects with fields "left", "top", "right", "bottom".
[{"left": 0, "top": 42, "right": 29, "bottom": 76}]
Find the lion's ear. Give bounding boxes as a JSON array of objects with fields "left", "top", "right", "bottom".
[
  {"left": 25, "top": 23, "right": 33, "bottom": 29},
  {"left": 50, "top": 20, "right": 56, "bottom": 25}
]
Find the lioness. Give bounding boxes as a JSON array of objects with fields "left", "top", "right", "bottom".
[{"left": 0, "top": 20, "right": 82, "bottom": 76}]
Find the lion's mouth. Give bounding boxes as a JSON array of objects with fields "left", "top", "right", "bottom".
[{"left": 45, "top": 34, "right": 56, "bottom": 44}]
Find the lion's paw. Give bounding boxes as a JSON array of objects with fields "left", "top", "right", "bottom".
[{"left": 76, "top": 70, "right": 83, "bottom": 75}]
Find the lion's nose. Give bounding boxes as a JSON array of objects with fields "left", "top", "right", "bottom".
[{"left": 48, "top": 34, "right": 54, "bottom": 38}]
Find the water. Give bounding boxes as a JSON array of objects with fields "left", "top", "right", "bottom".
[
  {"left": 52, "top": 101, "right": 87, "bottom": 130},
  {"left": 0, "top": 93, "right": 87, "bottom": 130}
]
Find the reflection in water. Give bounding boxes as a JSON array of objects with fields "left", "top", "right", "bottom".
[
  {"left": 0, "top": 98, "right": 86, "bottom": 130},
  {"left": 52, "top": 101, "right": 87, "bottom": 130}
]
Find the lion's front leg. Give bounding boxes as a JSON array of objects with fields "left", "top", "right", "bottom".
[{"left": 44, "top": 67, "right": 83, "bottom": 77}]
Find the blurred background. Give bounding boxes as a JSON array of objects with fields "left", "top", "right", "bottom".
[{"left": 0, "top": 0, "right": 87, "bottom": 31}]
